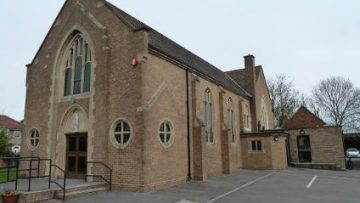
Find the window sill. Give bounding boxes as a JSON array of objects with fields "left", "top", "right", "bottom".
[
  {"left": 243, "top": 128, "right": 252, "bottom": 132},
  {"left": 248, "top": 150, "right": 266, "bottom": 154},
  {"left": 60, "top": 93, "right": 91, "bottom": 102},
  {"left": 206, "top": 141, "right": 215, "bottom": 146}
]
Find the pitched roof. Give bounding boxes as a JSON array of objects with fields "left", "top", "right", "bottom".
[
  {"left": 225, "top": 69, "right": 247, "bottom": 90},
  {"left": 0, "top": 115, "right": 23, "bottom": 130},
  {"left": 286, "top": 106, "right": 326, "bottom": 129},
  {"left": 105, "top": 2, "right": 252, "bottom": 98}
]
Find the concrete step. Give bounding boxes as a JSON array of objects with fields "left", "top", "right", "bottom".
[
  {"left": 290, "top": 163, "right": 338, "bottom": 170},
  {"left": 55, "top": 181, "right": 108, "bottom": 193},
  {"left": 54, "top": 186, "right": 108, "bottom": 200},
  {"left": 16, "top": 181, "right": 109, "bottom": 202}
]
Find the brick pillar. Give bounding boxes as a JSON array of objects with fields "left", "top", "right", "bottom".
[
  {"left": 191, "top": 77, "right": 206, "bottom": 181},
  {"left": 220, "top": 90, "right": 230, "bottom": 174}
]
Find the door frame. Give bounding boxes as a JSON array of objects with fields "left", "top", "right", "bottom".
[
  {"left": 297, "top": 135, "right": 312, "bottom": 163},
  {"left": 65, "top": 132, "right": 88, "bottom": 179}
]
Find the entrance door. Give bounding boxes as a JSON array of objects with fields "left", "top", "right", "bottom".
[
  {"left": 66, "top": 133, "right": 87, "bottom": 179},
  {"left": 297, "top": 135, "right": 311, "bottom": 163}
]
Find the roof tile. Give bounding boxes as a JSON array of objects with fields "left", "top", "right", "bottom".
[
  {"left": 0, "top": 115, "right": 23, "bottom": 130},
  {"left": 105, "top": 1, "right": 251, "bottom": 98}
]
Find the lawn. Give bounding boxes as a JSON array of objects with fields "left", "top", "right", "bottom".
[{"left": 0, "top": 168, "right": 16, "bottom": 182}]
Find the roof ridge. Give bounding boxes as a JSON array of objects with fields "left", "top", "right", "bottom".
[
  {"left": 287, "top": 106, "right": 327, "bottom": 128},
  {"left": 104, "top": 1, "right": 150, "bottom": 31},
  {"left": 226, "top": 68, "right": 245, "bottom": 73}
]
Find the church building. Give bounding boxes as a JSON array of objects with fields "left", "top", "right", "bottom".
[{"left": 22, "top": 0, "right": 284, "bottom": 192}]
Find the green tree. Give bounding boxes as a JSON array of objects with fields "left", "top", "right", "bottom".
[{"left": 0, "top": 129, "right": 13, "bottom": 157}]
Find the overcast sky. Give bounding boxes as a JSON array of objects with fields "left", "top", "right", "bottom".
[{"left": 1, "top": 0, "right": 359, "bottom": 121}]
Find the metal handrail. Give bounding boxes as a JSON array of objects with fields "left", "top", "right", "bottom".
[
  {"left": 85, "top": 161, "right": 112, "bottom": 191},
  {"left": 0, "top": 157, "right": 67, "bottom": 201},
  {"left": 49, "top": 163, "right": 67, "bottom": 202},
  {"left": 19, "top": 158, "right": 48, "bottom": 192}
]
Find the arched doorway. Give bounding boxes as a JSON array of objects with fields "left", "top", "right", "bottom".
[{"left": 57, "top": 105, "right": 90, "bottom": 179}]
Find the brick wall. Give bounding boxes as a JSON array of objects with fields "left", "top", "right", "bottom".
[
  {"left": 241, "top": 135, "right": 287, "bottom": 170},
  {"left": 287, "top": 127, "right": 345, "bottom": 169},
  {"left": 286, "top": 106, "right": 325, "bottom": 129}
]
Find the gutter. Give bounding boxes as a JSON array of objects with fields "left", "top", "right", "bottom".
[{"left": 185, "top": 68, "right": 191, "bottom": 180}]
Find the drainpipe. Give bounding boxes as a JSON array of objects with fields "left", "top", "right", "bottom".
[
  {"left": 283, "top": 132, "right": 292, "bottom": 166},
  {"left": 186, "top": 68, "right": 191, "bottom": 180}
]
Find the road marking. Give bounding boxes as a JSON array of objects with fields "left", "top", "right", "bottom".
[
  {"left": 306, "top": 176, "right": 317, "bottom": 188},
  {"left": 175, "top": 200, "right": 199, "bottom": 203},
  {"left": 206, "top": 172, "right": 274, "bottom": 203}
]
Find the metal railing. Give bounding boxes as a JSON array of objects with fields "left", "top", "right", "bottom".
[
  {"left": 85, "top": 161, "right": 112, "bottom": 191},
  {"left": 0, "top": 156, "right": 41, "bottom": 187},
  {"left": 0, "top": 157, "right": 67, "bottom": 201},
  {"left": 49, "top": 162, "right": 67, "bottom": 201}
]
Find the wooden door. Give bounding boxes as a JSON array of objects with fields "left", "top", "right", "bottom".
[{"left": 66, "top": 133, "right": 87, "bottom": 179}]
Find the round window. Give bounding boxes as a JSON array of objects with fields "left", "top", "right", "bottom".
[
  {"left": 113, "top": 120, "right": 132, "bottom": 148},
  {"left": 159, "top": 121, "right": 173, "bottom": 147},
  {"left": 29, "top": 129, "right": 40, "bottom": 148}
]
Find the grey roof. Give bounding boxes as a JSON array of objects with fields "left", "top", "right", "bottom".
[
  {"left": 105, "top": 2, "right": 252, "bottom": 98},
  {"left": 226, "top": 69, "right": 248, "bottom": 91}
]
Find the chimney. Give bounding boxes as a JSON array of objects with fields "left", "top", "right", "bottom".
[{"left": 244, "top": 54, "right": 255, "bottom": 69}]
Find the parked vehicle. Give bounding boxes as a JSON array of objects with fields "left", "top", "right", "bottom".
[{"left": 346, "top": 148, "right": 360, "bottom": 158}]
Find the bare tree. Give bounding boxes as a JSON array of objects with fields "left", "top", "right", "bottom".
[
  {"left": 268, "top": 74, "right": 301, "bottom": 127},
  {"left": 299, "top": 94, "right": 321, "bottom": 117},
  {"left": 312, "top": 76, "right": 360, "bottom": 131}
]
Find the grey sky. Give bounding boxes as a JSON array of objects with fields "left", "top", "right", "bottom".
[{"left": 1, "top": 0, "right": 359, "bottom": 121}]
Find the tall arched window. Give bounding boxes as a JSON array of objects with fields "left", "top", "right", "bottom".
[
  {"left": 227, "top": 98, "right": 235, "bottom": 143},
  {"left": 260, "top": 98, "right": 268, "bottom": 130},
  {"left": 243, "top": 104, "right": 251, "bottom": 130},
  {"left": 64, "top": 68, "right": 72, "bottom": 96},
  {"left": 64, "top": 35, "right": 92, "bottom": 96},
  {"left": 204, "top": 89, "right": 213, "bottom": 143}
]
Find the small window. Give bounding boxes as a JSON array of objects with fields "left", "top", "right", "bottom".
[
  {"left": 159, "top": 121, "right": 173, "bottom": 147},
  {"left": 14, "top": 131, "right": 21, "bottom": 139},
  {"left": 114, "top": 121, "right": 132, "bottom": 147},
  {"left": 29, "top": 129, "right": 40, "bottom": 148},
  {"left": 251, "top": 140, "right": 262, "bottom": 152}
]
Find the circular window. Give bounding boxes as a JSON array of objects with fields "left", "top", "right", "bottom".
[
  {"left": 29, "top": 129, "right": 40, "bottom": 148},
  {"left": 159, "top": 121, "right": 173, "bottom": 147},
  {"left": 112, "top": 120, "right": 132, "bottom": 148}
]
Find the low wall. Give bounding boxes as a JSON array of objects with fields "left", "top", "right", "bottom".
[{"left": 240, "top": 133, "right": 287, "bottom": 170}]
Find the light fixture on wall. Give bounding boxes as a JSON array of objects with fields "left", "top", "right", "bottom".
[
  {"left": 273, "top": 135, "right": 279, "bottom": 142},
  {"left": 131, "top": 58, "right": 139, "bottom": 67},
  {"left": 300, "top": 129, "right": 305, "bottom": 135}
]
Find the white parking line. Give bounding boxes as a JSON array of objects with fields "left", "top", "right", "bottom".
[
  {"left": 175, "top": 200, "right": 199, "bottom": 203},
  {"left": 206, "top": 172, "right": 274, "bottom": 203},
  {"left": 306, "top": 176, "right": 317, "bottom": 188}
]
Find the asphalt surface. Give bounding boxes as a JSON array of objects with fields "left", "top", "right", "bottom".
[{"left": 45, "top": 168, "right": 360, "bottom": 203}]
